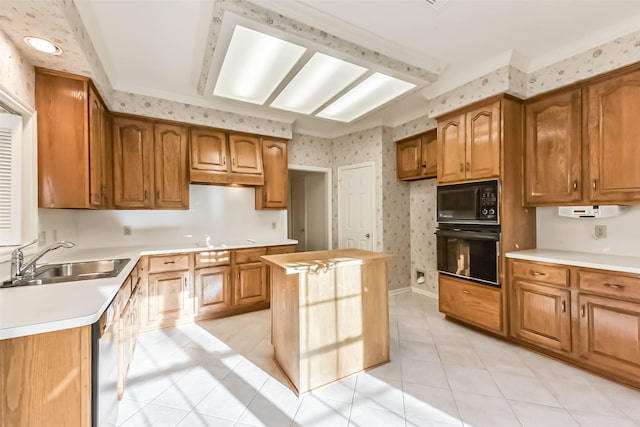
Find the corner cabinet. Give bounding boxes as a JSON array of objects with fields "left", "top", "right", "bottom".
[
  {"left": 36, "top": 67, "right": 111, "bottom": 209},
  {"left": 396, "top": 129, "right": 437, "bottom": 181},
  {"left": 189, "top": 127, "right": 264, "bottom": 186},
  {"left": 112, "top": 116, "right": 189, "bottom": 209},
  {"left": 255, "top": 138, "right": 288, "bottom": 209},
  {"left": 437, "top": 100, "right": 501, "bottom": 184}
]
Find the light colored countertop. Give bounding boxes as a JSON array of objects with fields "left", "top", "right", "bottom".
[
  {"left": 0, "top": 239, "right": 297, "bottom": 340},
  {"left": 506, "top": 249, "right": 640, "bottom": 275},
  {"left": 261, "top": 248, "right": 394, "bottom": 275}
]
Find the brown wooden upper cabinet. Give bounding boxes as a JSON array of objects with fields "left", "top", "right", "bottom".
[
  {"left": 524, "top": 65, "right": 640, "bottom": 206},
  {"left": 113, "top": 115, "right": 189, "bottom": 209},
  {"left": 524, "top": 88, "right": 583, "bottom": 206},
  {"left": 437, "top": 100, "right": 501, "bottom": 184},
  {"left": 189, "top": 127, "right": 264, "bottom": 186},
  {"left": 256, "top": 138, "right": 288, "bottom": 209},
  {"left": 396, "top": 129, "right": 437, "bottom": 181},
  {"left": 36, "top": 68, "right": 111, "bottom": 208},
  {"left": 587, "top": 67, "right": 640, "bottom": 204}
]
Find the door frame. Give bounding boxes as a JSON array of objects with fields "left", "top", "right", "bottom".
[
  {"left": 337, "top": 161, "right": 376, "bottom": 250},
  {"left": 288, "top": 164, "right": 332, "bottom": 250}
]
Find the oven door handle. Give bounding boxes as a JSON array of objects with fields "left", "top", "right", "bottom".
[{"left": 435, "top": 229, "right": 500, "bottom": 241}]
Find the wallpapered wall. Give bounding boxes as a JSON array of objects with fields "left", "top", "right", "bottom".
[{"left": 0, "top": 30, "right": 34, "bottom": 107}]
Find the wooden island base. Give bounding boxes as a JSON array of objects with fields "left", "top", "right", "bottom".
[{"left": 261, "top": 249, "right": 393, "bottom": 395}]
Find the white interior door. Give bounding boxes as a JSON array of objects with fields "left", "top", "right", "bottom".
[
  {"left": 338, "top": 162, "right": 374, "bottom": 250},
  {"left": 290, "top": 175, "right": 307, "bottom": 252}
]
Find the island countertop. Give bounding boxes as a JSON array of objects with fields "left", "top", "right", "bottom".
[
  {"left": 0, "top": 239, "right": 297, "bottom": 340},
  {"left": 261, "top": 248, "right": 394, "bottom": 274}
]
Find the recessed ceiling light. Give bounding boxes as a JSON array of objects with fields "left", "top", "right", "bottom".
[
  {"left": 213, "top": 26, "right": 306, "bottom": 105},
  {"left": 270, "top": 53, "right": 367, "bottom": 115},
  {"left": 24, "top": 37, "right": 63, "bottom": 55},
  {"left": 316, "top": 73, "right": 416, "bottom": 122}
]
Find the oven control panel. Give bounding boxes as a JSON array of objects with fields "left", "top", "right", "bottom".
[{"left": 479, "top": 186, "right": 498, "bottom": 220}]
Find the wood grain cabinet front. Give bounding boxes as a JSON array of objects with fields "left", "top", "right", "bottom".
[
  {"left": 113, "top": 116, "right": 189, "bottom": 209},
  {"left": 233, "top": 262, "right": 268, "bottom": 306},
  {"left": 189, "top": 127, "right": 264, "bottom": 186},
  {"left": 437, "top": 100, "right": 501, "bottom": 184},
  {"left": 396, "top": 129, "right": 437, "bottom": 181},
  {"left": 36, "top": 68, "right": 111, "bottom": 209},
  {"left": 255, "top": 138, "right": 289, "bottom": 209},
  {"left": 195, "top": 266, "right": 232, "bottom": 318}
]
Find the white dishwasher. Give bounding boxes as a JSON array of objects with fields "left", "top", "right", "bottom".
[{"left": 92, "top": 296, "right": 120, "bottom": 427}]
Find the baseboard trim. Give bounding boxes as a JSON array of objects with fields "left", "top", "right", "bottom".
[
  {"left": 411, "top": 286, "right": 438, "bottom": 300},
  {"left": 388, "top": 287, "right": 411, "bottom": 296}
]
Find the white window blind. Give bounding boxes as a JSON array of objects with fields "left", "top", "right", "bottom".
[{"left": 0, "top": 112, "right": 22, "bottom": 246}]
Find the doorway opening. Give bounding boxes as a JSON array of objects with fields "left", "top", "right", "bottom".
[{"left": 287, "top": 165, "right": 332, "bottom": 252}]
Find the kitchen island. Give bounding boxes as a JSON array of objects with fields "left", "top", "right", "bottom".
[{"left": 261, "top": 248, "right": 393, "bottom": 395}]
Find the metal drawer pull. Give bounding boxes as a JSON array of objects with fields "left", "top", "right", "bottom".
[
  {"left": 462, "top": 290, "right": 470, "bottom": 294},
  {"left": 592, "top": 180, "right": 597, "bottom": 190},
  {"left": 164, "top": 261, "right": 175, "bottom": 264},
  {"left": 581, "top": 305, "right": 586, "bottom": 317},
  {"left": 604, "top": 283, "right": 624, "bottom": 289},
  {"left": 561, "top": 300, "right": 566, "bottom": 313},
  {"left": 459, "top": 163, "right": 464, "bottom": 172},
  {"left": 531, "top": 271, "right": 547, "bottom": 276},
  {"left": 573, "top": 180, "right": 578, "bottom": 191}
]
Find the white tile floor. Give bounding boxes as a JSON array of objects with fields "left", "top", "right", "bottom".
[{"left": 116, "top": 292, "right": 640, "bottom": 427}]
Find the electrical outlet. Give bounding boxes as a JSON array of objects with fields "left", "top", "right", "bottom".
[
  {"left": 272, "top": 222, "right": 277, "bottom": 230},
  {"left": 38, "top": 231, "right": 46, "bottom": 245},
  {"left": 123, "top": 225, "right": 132, "bottom": 236},
  {"left": 594, "top": 225, "right": 607, "bottom": 239}
]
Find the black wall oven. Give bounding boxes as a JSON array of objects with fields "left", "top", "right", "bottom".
[{"left": 436, "top": 180, "right": 501, "bottom": 287}]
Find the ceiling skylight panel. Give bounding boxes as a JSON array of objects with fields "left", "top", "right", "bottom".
[
  {"left": 213, "top": 26, "right": 307, "bottom": 105},
  {"left": 270, "top": 53, "right": 367, "bottom": 115},
  {"left": 316, "top": 73, "right": 416, "bottom": 122}
]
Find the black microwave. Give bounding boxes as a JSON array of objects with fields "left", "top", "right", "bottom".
[{"left": 437, "top": 180, "right": 499, "bottom": 224}]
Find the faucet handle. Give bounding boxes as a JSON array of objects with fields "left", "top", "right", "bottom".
[{"left": 12, "top": 238, "right": 38, "bottom": 255}]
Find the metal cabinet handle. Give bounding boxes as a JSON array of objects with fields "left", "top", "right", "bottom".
[
  {"left": 422, "top": 162, "right": 427, "bottom": 168},
  {"left": 531, "top": 271, "right": 547, "bottom": 276},
  {"left": 183, "top": 277, "right": 187, "bottom": 289},
  {"left": 365, "top": 233, "right": 371, "bottom": 238},
  {"left": 233, "top": 158, "right": 236, "bottom": 166},
  {"left": 604, "top": 283, "right": 624, "bottom": 290},
  {"left": 156, "top": 190, "right": 160, "bottom": 199},
  {"left": 573, "top": 180, "right": 578, "bottom": 191},
  {"left": 561, "top": 300, "right": 566, "bottom": 313},
  {"left": 144, "top": 190, "right": 148, "bottom": 200},
  {"left": 164, "top": 261, "right": 175, "bottom": 265},
  {"left": 592, "top": 180, "right": 597, "bottom": 190},
  {"left": 459, "top": 163, "right": 464, "bottom": 172},
  {"left": 462, "top": 289, "right": 470, "bottom": 294},
  {"left": 581, "top": 305, "right": 586, "bottom": 317},
  {"left": 466, "top": 161, "right": 470, "bottom": 171},
  {"left": 223, "top": 156, "right": 226, "bottom": 165}
]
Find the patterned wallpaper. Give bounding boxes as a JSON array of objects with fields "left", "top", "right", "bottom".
[
  {"left": 0, "top": 30, "right": 34, "bottom": 107},
  {"left": 111, "top": 91, "right": 292, "bottom": 139},
  {"left": 392, "top": 115, "right": 437, "bottom": 141},
  {"left": 409, "top": 179, "right": 438, "bottom": 295},
  {"left": 289, "top": 133, "right": 333, "bottom": 167}
]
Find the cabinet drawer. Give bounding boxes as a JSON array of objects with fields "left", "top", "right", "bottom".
[
  {"left": 234, "top": 247, "right": 267, "bottom": 264},
  {"left": 439, "top": 274, "right": 502, "bottom": 333},
  {"left": 511, "top": 260, "right": 570, "bottom": 287},
  {"left": 195, "top": 250, "right": 231, "bottom": 268},
  {"left": 578, "top": 269, "right": 640, "bottom": 301},
  {"left": 267, "top": 245, "right": 296, "bottom": 255},
  {"left": 148, "top": 254, "right": 191, "bottom": 273}
]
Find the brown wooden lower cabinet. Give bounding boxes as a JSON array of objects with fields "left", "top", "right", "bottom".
[
  {"left": 0, "top": 326, "right": 92, "bottom": 427},
  {"left": 147, "top": 270, "right": 193, "bottom": 327},
  {"left": 438, "top": 274, "right": 503, "bottom": 334},
  {"left": 234, "top": 261, "right": 267, "bottom": 306},
  {"left": 578, "top": 294, "right": 640, "bottom": 379},
  {"left": 195, "top": 265, "right": 232, "bottom": 317},
  {"left": 511, "top": 280, "right": 571, "bottom": 353}
]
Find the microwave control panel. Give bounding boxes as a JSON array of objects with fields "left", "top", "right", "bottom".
[{"left": 479, "top": 186, "right": 498, "bottom": 220}]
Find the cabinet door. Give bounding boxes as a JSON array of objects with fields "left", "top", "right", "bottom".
[
  {"left": 396, "top": 137, "right": 421, "bottom": 180},
  {"left": 229, "top": 134, "right": 263, "bottom": 175},
  {"left": 578, "top": 294, "right": 640, "bottom": 378},
  {"left": 195, "top": 266, "right": 231, "bottom": 316},
  {"left": 88, "top": 85, "right": 106, "bottom": 208},
  {"left": 437, "top": 114, "right": 466, "bottom": 183},
  {"left": 421, "top": 129, "right": 438, "bottom": 177},
  {"left": 190, "top": 127, "right": 228, "bottom": 172},
  {"left": 147, "top": 270, "right": 192, "bottom": 324},
  {"left": 587, "top": 69, "right": 640, "bottom": 203},
  {"left": 113, "top": 117, "right": 154, "bottom": 208},
  {"left": 524, "top": 89, "right": 583, "bottom": 206},
  {"left": 154, "top": 123, "right": 189, "bottom": 209},
  {"left": 256, "top": 139, "right": 288, "bottom": 209},
  {"left": 511, "top": 280, "right": 571, "bottom": 353},
  {"left": 233, "top": 262, "right": 267, "bottom": 306},
  {"left": 465, "top": 101, "right": 500, "bottom": 180}
]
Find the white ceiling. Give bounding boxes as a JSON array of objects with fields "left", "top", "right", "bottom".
[{"left": 18, "top": 1, "right": 640, "bottom": 135}]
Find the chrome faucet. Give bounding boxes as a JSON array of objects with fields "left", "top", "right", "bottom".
[{"left": 7, "top": 239, "right": 75, "bottom": 284}]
